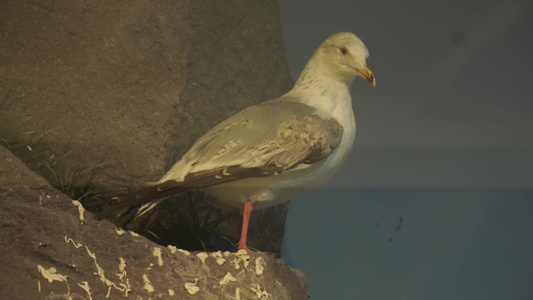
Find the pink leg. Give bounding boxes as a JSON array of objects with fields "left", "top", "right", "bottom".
[{"left": 237, "top": 200, "right": 255, "bottom": 253}]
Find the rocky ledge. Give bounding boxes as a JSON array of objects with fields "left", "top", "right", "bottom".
[{"left": 0, "top": 146, "right": 308, "bottom": 299}]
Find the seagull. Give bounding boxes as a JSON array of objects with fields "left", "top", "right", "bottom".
[{"left": 102, "top": 32, "right": 375, "bottom": 252}]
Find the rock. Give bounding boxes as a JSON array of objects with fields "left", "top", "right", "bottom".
[
  {"left": 0, "top": 0, "right": 293, "bottom": 255},
  {"left": 0, "top": 145, "right": 309, "bottom": 299}
]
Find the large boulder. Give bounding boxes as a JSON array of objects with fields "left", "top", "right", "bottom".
[{"left": 0, "top": 0, "right": 293, "bottom": 254}]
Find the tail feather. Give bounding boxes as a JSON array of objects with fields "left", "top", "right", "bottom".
[
  {"left": 95, "top": 164, "right": 272, "bottom": 227},
  {"left": 96, "top": 180, "right": 189, "bottom": 226}
]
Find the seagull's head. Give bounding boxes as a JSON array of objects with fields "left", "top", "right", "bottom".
[{"left": 312, "top": 32, "right": 376, "bottom": 87}]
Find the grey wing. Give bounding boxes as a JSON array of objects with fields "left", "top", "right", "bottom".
[
  {"left": 161, "top": 99, "right": 343, "bottom": 184},
  {"left": 99, "top": 100, "right": 343, "bottom": 223}
]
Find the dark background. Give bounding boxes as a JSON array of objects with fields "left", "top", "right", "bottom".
[{"left": 278, "top": 0, "right": 533, "bottom": 299}]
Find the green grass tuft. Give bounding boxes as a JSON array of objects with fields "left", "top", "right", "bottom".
[
  {"left": 0, "top": 85, "right": 112, "bottom": 203},
  {"left": 1, "top": 85, "right": 234, "bottom": 251}
]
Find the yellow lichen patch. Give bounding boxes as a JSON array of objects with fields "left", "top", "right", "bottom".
[
  {"left": 37, "top": 265, "right": 72, "bottom": 298},
  {"left": 146, "top": 263, "right": 154, "bottom": 271},
  {"left": 168, "top": 289, "right": 175, "bottom": 296},
  {"left": 116, "top": 258, "right": 131, "bottom": 295},
  {"left": 196, "top": 252, "right": 208, "bottom": 263},
  {"left": 118, "top": 258, "right": 126, "bottom": 274},
  {"left": 37, "top": 265, "right": 68, "bottom": 283},
  {"left": 242, "top": 255, "right": 251, "bottom": 269},
  {"left": 167, "top": 245, "right": 177, "bottom": 253},
  {"left": 232, "top": 250, "right": 251, "bottom": 270},
  {"left": 178, "top": 249, "right": 191, "bottom": 256},
  {"left": 251, "top": 283, "right": 271, "bottom": 299},
  {"left": 216, "top": 257, "right": 226, "bottom": 266},
  {"left": 85, "top": 246, "right": 106, "bottom": 285},
  {"left": 85, "top": 245, "right": 130, "bottom": 296},
  {"left": 77, "top": 281, "right": 92, "bottom": 300},
  {"left": 235, "top": 249, "right": 248, "bottom": 256},
  {"left": 115, "top": 227, "right": 125, "bottom": 236},
  {"left": 184, "top": 279, "right": 200, "bottom": 295},
  {"left": 37, "top": 265, "right": 71, "bottom": 299},
  {"left": 255, "top": 257, "right": 265, "bottom": 276},
  {"left": 59, "top": 236, "right": 133, "bottom": 297},
  {"left": 219, "top": 272, "right": 236, "bottom": 285},
  {"left": 72, "top": 200, "right": 86, "bottom": 223},
  {"left": 64, "top": 236, "right": 83, "bottom": 248},
  {"left": 232, "top": 258, "right": 241, "bottom": 270},
  {"left": 143, "top": 274, "right": 154, "bottom": 293},
  {"left": 168, "top": 245, "right": 191, "bottom": 256},
  {"left": 210, "top": 251, "right": 223, "bottom": 258},
  {"left": 210, "top": 251, "right": 226, "bottom": 266},
  {"left": 153, "top": 247, "right": 163, "bottom": 266}
]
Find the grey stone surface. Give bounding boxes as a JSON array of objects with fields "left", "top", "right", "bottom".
[
  {"left": 0, "top": 0, "right": 293, "bottom": 255},
  {"left": 0, "top": 145, "right": 309, "bottom": 299}
]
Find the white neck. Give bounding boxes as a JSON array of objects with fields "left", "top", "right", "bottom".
[
  {"left": 285, "top": 65, "right": 354, "bottom": 116},
  {"left": 282, "top": 62, "right": 358, "bottom": 172},
  {"left": 283, "top": 62, "right": 357, "bottom": 153}
]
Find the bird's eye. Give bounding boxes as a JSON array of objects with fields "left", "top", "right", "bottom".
[{"left": 340, "top": 47, "right": 348, "bottom": 55}]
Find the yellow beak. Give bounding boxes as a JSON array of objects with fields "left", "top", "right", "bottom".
[{"left": 357, "top": 66, "right": 376, "bottom": 87}]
